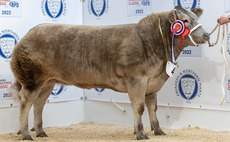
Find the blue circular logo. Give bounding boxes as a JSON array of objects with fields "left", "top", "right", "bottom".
[
  {"left": 178, "top": 74, "right": 198, "bottom": 100},
  {"left": 45, "top": 0, "right": 63, "bottom": 18},
  {"left": 0, "top": 30, "right": 19, "bottom": 60},
  {"left": 41, "top": 0, "right": 66, "bottom": 19},
  {"left": 91, "top": 0, "right": 106, "bottom": 17},
  {"left": 51, "top": 84, "right": 64, "bottom": 96},
  {"left": 88, "top": 0, "right": 109, "bottom": 17},
  {"left": 0, "top": 34, "right": 17, "bottom": 59},
  {"left": 175, "top": 69, "right": 202, "bottom": 102},
  {"left": 174, "top": 0, "right": 200, "bottom": 10},
  {"left": 95, "top": 88, "right": 105, "bottom": 92}
]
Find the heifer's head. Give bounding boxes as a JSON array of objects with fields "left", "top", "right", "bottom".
[{"left": 168, "top": 6, "right": 209, "bottom": 47}]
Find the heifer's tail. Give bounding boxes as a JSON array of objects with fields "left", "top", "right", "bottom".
[{"left": 9, "top": 80, "right": 22, "bottom": 101}]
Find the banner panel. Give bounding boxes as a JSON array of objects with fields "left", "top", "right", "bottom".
[
  {"left": 83, "top": 0, "right": 150, "bottom": 26},
  {"left": 0, "top": 74, "right": 18, "bottom": 108},
  {"left": 0, "top": 0, "right": 84, "bottom": 107},
  {"left": 84, "top": 0, "right": 230, "bottom": 112}
]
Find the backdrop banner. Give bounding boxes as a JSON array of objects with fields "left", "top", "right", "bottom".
[
  {"left": 84, "top": 0, "right": 230, "bottom": 112},
  {"left": 1, "top": 0, "right": 230, "bottom": 112},
  {"left": 0, "top": 0, "right": 84, "bottom": 108}
]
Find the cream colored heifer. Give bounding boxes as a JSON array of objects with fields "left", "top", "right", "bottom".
[{"left": 10, "top": 6, "right": 209, "bottom": 140}]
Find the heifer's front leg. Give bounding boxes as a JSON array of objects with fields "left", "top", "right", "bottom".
[
  {"left": 32, "top": 83, "right": 55, "bottom": 137},
  {"left": 19, "top": 88, "right": 40, "bottom": 140},
  {"left": 145, "top": 93, "right": 166, "bottom": 135},
  {"left": 126, "top": 77, "right": 149, "bottom": 140}
]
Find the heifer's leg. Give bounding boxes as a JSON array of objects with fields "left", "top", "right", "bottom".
[
  {"left": 18, "top": 87, "right": 41, "bottom": 140},
  {"left": 145, "top": 93, "right": 166, "bottom": 135},
  {"left": 33, "top": 83, "right": 55, "bottom": 137},
  {"left": 126, "top": 78, "right": 148, "bottom": 140}
]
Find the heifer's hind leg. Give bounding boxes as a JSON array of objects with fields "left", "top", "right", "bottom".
[
  {"left": 126, "top": 77, "right": 149, "bottom": 140},
  {"left": 145, "top": 93, "right": 166, "bottom": 135},
  {"left": 32, "top": 82, "right": 55, "bottom": 137},
  {"left": 19, "top": 87, "right": 41, "bottom": 140}
]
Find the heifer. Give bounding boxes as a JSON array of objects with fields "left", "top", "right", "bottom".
[{"left": 10, "top": 6, "right": 209, "bottom": 140}]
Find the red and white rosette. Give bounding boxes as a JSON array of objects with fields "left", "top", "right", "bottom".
[{"left": 170, "top": 19, "right": 185, "bottom": 36}]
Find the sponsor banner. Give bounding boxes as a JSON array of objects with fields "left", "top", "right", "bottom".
[
  {"left": 47, "top": 84, "right": 83, "bottom": 103},
  {"left": 0, "top": 74, "right": 19, "bottom": 108},
  {"left": 0, "top": 75, "right": 14, "bottom": 100},
  {"left": 127, "top": 0, "right": 152, "bottom": 17},
  {"left": 0, "top": 0, "right": 21, "bottom": 17},
  {"left": 83, "top": 0, "right": 147, "bottom": 26},
  {"left": 85, "top": 88, "right": 130, "bottom": 103}
]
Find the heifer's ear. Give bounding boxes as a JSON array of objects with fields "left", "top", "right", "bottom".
[
  {"left": 168, "top": 9, "right": 178, "bottom": 23},
  {"left": 191, "top": 8, "right": 203, "bottom": 18}
]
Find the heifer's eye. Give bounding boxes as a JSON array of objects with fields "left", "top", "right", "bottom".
[{"left": 183, "top": 19, "right": 189, "bottom": 23}]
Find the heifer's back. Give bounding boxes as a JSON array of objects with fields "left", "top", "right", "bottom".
[{"left": 11, "top": 23, "right": 144, "bottom": 92}]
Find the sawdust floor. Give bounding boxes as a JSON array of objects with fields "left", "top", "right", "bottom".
[{"left": 0, "top": 122, "right": 230, "bottom": 142}]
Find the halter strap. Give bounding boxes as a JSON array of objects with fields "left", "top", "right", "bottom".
[{"left": 188, "top": 24, "right": 202, "bottom": 46}]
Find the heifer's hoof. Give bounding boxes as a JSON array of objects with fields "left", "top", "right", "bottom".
[
  {"left": 22, "top": 135, "right": 33, "bottom": 141},
  {"left": 154, "top": 130, "right": 166, "bottom": 135},
  {"left": 17, "top": 130, "right": 21, "bottom": 135},
  {"left": 136, "top": 134, "right": 149, "bottom": 140},
  {"left": 30, "top": 127, "right": 35, "bottom": 131},
  {"left": 36, "top": 132, "right": 48, "bottom": 137}
]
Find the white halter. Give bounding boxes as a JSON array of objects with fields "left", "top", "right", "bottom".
[{"left": 188, "top": 24, "right": 202, "bottom": 46}]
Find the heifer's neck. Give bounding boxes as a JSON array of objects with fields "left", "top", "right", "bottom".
[{"left": 137, "top": 12, "right": 183, "bottom": 65}]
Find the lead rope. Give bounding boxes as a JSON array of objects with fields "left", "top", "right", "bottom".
[
  {"left": 209, "top": 23, "right": 221, "bottom": 47},
  {"left": 209, "top": 23, "right": 228, "bottom": 105}
]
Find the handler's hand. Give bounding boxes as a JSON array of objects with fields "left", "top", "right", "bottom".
[{"left": 217, "top": 15, "right": 230, "bottom": 25}]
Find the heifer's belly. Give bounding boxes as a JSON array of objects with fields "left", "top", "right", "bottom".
[
  {"left": 74, "top": 76, "right": 128, "bottom": 93},
  {"left": 54, "top": 68, "right": 128, "bottom": 93}
]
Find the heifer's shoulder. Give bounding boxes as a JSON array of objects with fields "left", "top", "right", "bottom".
[{"left": 136, "top": 12, "right": 172, "bottom": 62}]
